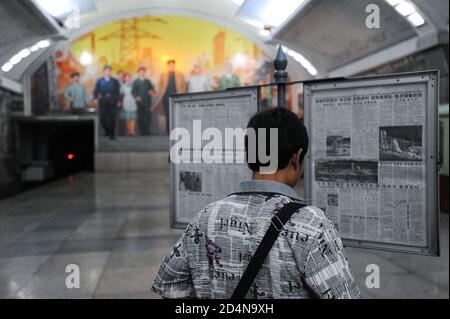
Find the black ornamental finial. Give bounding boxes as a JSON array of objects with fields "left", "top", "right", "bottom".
[
  {"left": 273, "top": 45, "right": 288, "bottom": 107},
  {"left": 274, "top": 45, "right": 288, "bottom": 71}
]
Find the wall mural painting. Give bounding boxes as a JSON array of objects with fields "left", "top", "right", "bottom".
[{"left": 53, "top": 16, "right": 276, "bottom": 137}]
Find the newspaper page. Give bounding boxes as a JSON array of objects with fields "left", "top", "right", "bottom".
[
  {"left": 171, "top": 89, "right": 258, "bottom": 227},
  {"left": 309, "top": 82, "right": 428, "bottom": 247}
]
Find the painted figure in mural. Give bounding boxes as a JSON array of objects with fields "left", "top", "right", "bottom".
[
  {"left": 116, "top": 70, "right": 125, "bottom": 84},
  {"left": 219, "top": 63, "right": 241, "bottom": 90},
  {"left": 187, "top": 64, "right": 211, "bottom": 93},
  {"left": 116, "top": 69, "right": 127, "bottom": 136},
  {"left": 152, "top": 60, "right": 186, "bottom": 133},
  {"left": 132, "top": 66, "right": 156, "bottom": 136},
  {"left": 120, "top": 73, "right": 138, "bottom": 136},
  {"left": 64, "top": 72, "right": 88, "bottom": 114},
  {"left": 211, "top": 76, "right": 221, "bottom": 91},
  {"left": 93, "top": 64, "right": 121, "bottom": 140}
]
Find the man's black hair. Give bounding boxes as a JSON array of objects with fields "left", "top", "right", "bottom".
[{"left": 245, "top": 107, "right": 309, "bottom": 172}]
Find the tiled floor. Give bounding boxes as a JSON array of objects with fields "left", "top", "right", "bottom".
[
  {"left": 99, "top": 135, "right": 169, "bottom": 152},
  {"left": 0, "top": 168, "right": 448, "bottom": 299}
]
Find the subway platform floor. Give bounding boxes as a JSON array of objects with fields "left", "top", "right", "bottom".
[{"left": 0, "top": 169, "right": 448, "bottom": 299}]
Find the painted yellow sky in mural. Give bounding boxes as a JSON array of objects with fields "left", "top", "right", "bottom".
[{"left": 70, "top": 15, "right": 268, "bottom": 79}]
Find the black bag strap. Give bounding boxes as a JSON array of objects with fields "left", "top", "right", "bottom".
[{"left": 231, "top": 201, "right": 305, "bottom": 299}]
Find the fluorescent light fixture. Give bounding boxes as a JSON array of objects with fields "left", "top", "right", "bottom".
[
  {"left": 18, "top": 49, "right": 31, "bottom": 59},
  {"left": 282, "top": 46, "right": 318, "bottom": 76},
  {"left": 231, "top": 0, "right": 245, "bottom": 5},
  {"left": 407, "top": 12, "right": 425, "bottom": 27},
  {"left": 394, "top": 1, "right": 416, "bottom": 16},
  {"left": 385, "top": 0, "right": 426, "bottom": 28},
  {"left": 80, "top": 51, "right": 93, "bottom": 65},
  {"left": 36, "top": 0, "right": 73, "bottom": 18},
  {"left": 30, "top": 45, "right": 40, "bottom": 52},
  {"left": 1, "top": 39, "right": 52, "bottom": 73},
  {"left": 37, "top": 40, "right": 51, "bottom": 48},
  {"left": 1, "top": 62, "right": 14, "bottom": 73},
  {"left": 9, "top": 55, "right": 22, "bottom": 65},
  {"left": 384, "top": 0, "right": 403, "bottom": 6}
]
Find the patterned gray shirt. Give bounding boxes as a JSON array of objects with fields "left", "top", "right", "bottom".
[{"left": 152, "top": 180, "right": 361, "bottom": 299}]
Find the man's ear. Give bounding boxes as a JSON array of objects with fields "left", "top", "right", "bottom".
[{"left": 291, "top": 149, "right": 303, "bottom": 169}]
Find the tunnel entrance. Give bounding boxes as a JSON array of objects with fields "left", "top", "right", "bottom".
[
  {"left": 47, "top": 121, "right": 94, "bottom": 178},
  {"left": 16, "top": 117, "right": 95, "bottom": 184}
]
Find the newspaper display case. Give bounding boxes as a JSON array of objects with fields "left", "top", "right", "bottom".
[
  {"left": 304, "top": 71, "right": 440, "bottom": 255},
  {"left": 170, "top": 88, "right": 259, "bottom": 229}
]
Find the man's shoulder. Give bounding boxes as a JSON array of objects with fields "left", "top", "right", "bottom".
[
  {"left": 295, "top": 204, "right": 327, "bottom": 219},
  {"left": 288, "top": 203, "right": 336, "bottom": 237}
]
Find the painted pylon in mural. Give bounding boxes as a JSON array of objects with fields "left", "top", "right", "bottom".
[
  {"left": 99, "top": 17, "right": 167, "bottom": 63},
  {"left": 213, "top": 32, "right": 225, "bottom": 67}
]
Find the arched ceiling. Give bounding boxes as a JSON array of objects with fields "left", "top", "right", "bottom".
[
  {"left": 272, "top": 0, "right": 416, "bottom": 73},
  {"left": 71, "top": 0, "right": 257, "bottom": 41},
  {"left": 271, "top": 0, "right": 449, "bottom": 76},
  {"left": 0, "top": 0, "right": 448, "bottom": 90}
]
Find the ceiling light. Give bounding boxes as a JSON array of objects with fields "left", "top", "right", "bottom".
[
  {"left": 1, "top": 62, "right": 14, "bottom": 73},
  {"left": 231, "top": 0, "right": 245, "bottom": 5},
  {"left": 9, "top": 55, "right": 22, "bottom": 65},
  {"left": 385, "top": 0, "right": 426, "bottom": 28},
  {"left": 407, "top": 12, "right": 425, "bottom": 27},
  {"left": 282, "top": 46, "right": 318, "bottom": 76},
  {"left": 37, "top": 40, "right": 51, "bottom": 48},
  {"left": 395, "top": 1, "right": 415, "bottom": 16},
  {"left": 385, "top": 0, "right": 403, "bottom": 6},
  {"left": 36, "top": 0, "right": 73, "bottom": 18},
  {"left": 1, "top": 39, "right": 52, "bottom": 73},
  {"left": 18, "top": 49, "right": 31, "bottom": 59}
]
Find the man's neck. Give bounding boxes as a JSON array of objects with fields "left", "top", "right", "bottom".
[{"left": 252, "top": 171, "right": 291, "bottom": 187}]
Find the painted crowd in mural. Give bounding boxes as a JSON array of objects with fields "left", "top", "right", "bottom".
[{"left": 51, "top": 15, "right": 287, "bottom": 137}]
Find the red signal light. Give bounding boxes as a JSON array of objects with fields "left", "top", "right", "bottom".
[{"left": 67, "top": 153, "right": 75, "bottom": 160}]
